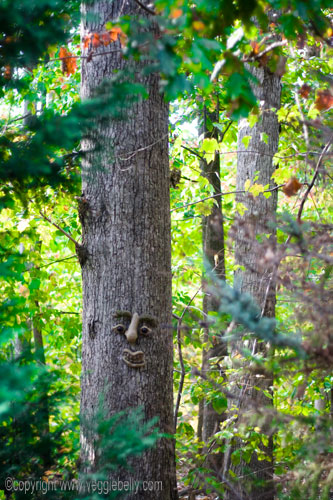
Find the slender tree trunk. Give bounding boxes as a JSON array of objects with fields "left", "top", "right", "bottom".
[
  {"left": 199, "top": 104, "right": 226, "bottom": 445},
  {"left": 80, "top": 2, "right": 177, "bottom": 499},
  {"left": 224, "top": 64, "right": 281, "bottom": 500}
]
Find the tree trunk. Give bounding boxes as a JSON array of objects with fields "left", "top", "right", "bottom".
[
  {"left": 224, "top": 64, "right": 281, "bottom": 500},
  {"left": 80, "top": 2, "right": 177, "bottom": 499},
  {"left": 199, "top": 104, "right": 227, "bottom": 445}
]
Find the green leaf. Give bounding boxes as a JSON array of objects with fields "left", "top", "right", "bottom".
[
  {"left": 261, "top": 132, "right": 268, "bottom": 144},
  {"left": 248, "top": 114, "right": 258, "bottom": 128},
  {"left": 200, "top": 138, "right": 219, "bottom": 162},
  {"left": 212, "top": 396, "right": 227, "bottom": 414},
  {"left": 242, "top": 135, "right": 251, "bottom": 149}
]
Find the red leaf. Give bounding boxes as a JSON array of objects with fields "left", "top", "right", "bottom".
[
  {"left": 299, "top": 84, "right": 311, "bottom": 99},
  {"left": 315, "top": 89, "right": 333, "bottom": 111},
  {"left": 282, "top": 178, "right": 302, "bottom": 197},
  {"left": 101, "top": 32, "right": 111, "bottom": 46},
  {"left": 91, "top": 33, "right": 101, "bottom": 48}
]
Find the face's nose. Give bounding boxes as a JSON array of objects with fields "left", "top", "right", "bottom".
[{"left": 125, "top": 312, "right": 139, "bottom": 345}]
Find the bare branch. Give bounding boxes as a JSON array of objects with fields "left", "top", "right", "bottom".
[
  {"left": 133, "top": 0, "right": 156, "bottom": 16},
  {"left": 246, "top": 40, "right": 288, "bottom": 62},
  {"left": 39, "top": 211, "right": 80, "bottom": 247},
  {"left": 171, "top": 184, "right": 283, "bottom": 213},
  {"left": 174, "top": 287, "right": 202, "bottom": 430},
  {"left": 37, "top": 255, "right": 77, "bottom": 269},
  {"left": 297, "top": 136, "right": 333, "bottom": 223}
]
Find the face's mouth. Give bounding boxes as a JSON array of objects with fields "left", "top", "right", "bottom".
[{"left": 122, "top": 349, "right": 146, "bottom": 368}]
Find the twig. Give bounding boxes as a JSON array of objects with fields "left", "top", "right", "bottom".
[
  {"left": 181, "top": 144, "right": 205, "bottom": 161},
  {"left": 297, "top": 136, "right": 333, "bottom": 223},
  {"left": 212, "top": 40, "right": 288, "bottom": 80},
  {"left": 246, "top": 39, "right": 288, "bottom": 62},
  {"left": 4, "top": 113, "right": 32, "bottom": 125},
  {"left": 37, "top": 255, "right": 77, "bottom": 269},
  {"left": 289, "top": 43, "right": 310, "bottom": 179},
  {"left": 171, "top": 184, "right": 283, "bottom": 213},
  {"left": 182, "top": 144, "right": 331, "bottom": 160},
  {"left": 39, "top": 211, "right": 80, "bottom": 247},
  {"left": 47, "top": 49, "right": 123, "bottom": 64},
  {"left": 174, "top": 287, "right": 202, "bottom": 430},
  {"left": 133, "top": 0, "right": 156, "bottom": 16},
  {"left": 52, "top": 310, "right": 80, "bottom": 315},
  {"left": 196, "top": 471, "right": 249, "bottom": 500},
  {"left": 219, "top": 119, "right": 233, "bottom": 142},
  {"left": 117, "top": 133, "right": 169, "bottom": 162}
]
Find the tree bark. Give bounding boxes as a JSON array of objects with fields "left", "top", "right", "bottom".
[
  {"left": 80, "top": 2, "right": 177, "bottom": 499},
  {"left": 224, "top": 64, "right": 281, "bottom": 500}
]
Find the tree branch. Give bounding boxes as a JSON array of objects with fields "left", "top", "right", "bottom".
[
  {"left": 37, "top": 255, "right": 77, "bottom": 269},
  {"left": 174, "top": 287, "right": 202, "bottom": 430},
  {"left": 181, "top": 144, "right": 206, "bottom": 161},
  {"left": 171, "top": 184, "right": 283, "bottom": 213},
  {"left": 39, "top": 211, "right": 80, "bottom": 247},
  {"left": 133, "top": 0, "right": 156, "bottom": 16},
  {"left": 297, "top": 136, "right": 333, "bottom": 223},
  {"left": 246, "top": 40, "right": 288, "bottom": 62}
]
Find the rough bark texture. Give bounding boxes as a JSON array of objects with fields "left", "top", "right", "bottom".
[
  {"left": 224, "top": 64, "right": 281, "bottom": 500},
  {"left": 80, "top": 2, "right": 177, "bottom": 499},
  {"left": 199, "top": 105, "right": 226, "bottom": 445}
]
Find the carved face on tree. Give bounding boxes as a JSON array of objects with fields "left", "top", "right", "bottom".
[{"left": 112, "top": 311, "right": 157, "bottom": 368}]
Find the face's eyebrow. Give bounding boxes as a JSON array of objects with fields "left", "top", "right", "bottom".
[
  {"left": 139, "top": 314, "right": 158, "bottom": 327},
  {"left": 113, "top": 310, "right": 132, "bottom": 319}
]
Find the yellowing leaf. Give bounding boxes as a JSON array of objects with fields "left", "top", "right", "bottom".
[
  {"left": 244, "top": 179, "right": 251, "bottom": 191},
  {"left": 236, "top": 202, "right": 248, "bottom": 216},
  {"left": 200, "top": 138, "right": 219, "bottom": 162},
  {"left": 193, "top": 21, "right": 205, "bottom": 31},
  {"left": 196, "top": 200, "right": 214, "bottom": 216},
  {"left": 249, "top": 183, "right": 265, "bottom": 196}
]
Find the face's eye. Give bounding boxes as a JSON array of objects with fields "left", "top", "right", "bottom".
[
  {"left": 140, "top": 325, "right": 151, "bottom": 336},
  {"left": 113, "top": 324, "right": 126, "bottom": 334}
]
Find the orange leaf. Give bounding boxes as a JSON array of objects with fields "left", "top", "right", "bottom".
[
  {"left": 4, "top": 65, "right": 12, "bottom": 80},
  {"left": 101, "top": 32, "right": 111, "bottom": 46},
  {"left": 109, "top": 27, "right": 122, "bottom": 41},
  {"left": 59, "top": 47, "right": 67, "bottom": 58},
  {"left": 282, "top": 177, "right": 302, "bottom": 197},
  {"left": 299, "top": 84, "right": 311, "bottom": 99},
  {"left": 250, "top": 41, "right": 260, "bottom": 55},
  {"left": 59, "top": 47, "right": 77, "bottom": 76},
  {"left": 315, "top": 89, "right": 333, "bottom": 111},
  {"left": 170, "top": 8, "right": 183, "bottom": 19},
  {"left": 83, "top": 34, "right": 92, "bottom": 49},
  {"left": 91, "top": 33, "right": 101, "bottom": 48}
]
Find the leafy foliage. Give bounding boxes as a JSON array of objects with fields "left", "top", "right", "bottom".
[{"left": 0, "top": 0, "right": 333, "bottom": 499}]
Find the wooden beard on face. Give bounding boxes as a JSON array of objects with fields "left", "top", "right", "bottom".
[{"left": 111, "top": 311, "right": 157, "bottom": 368}]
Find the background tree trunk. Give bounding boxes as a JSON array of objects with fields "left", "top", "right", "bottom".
[
  {"left": 199, "top": 104, "right": 227, "bottom": 445},
  {"left": 224, "top": 64, "right": 281, "bottom": 500},
  {"left": 80, "top": 1, "right": 177, "bottom": 499}
]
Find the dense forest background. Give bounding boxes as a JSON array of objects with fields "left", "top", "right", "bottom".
[{"left": 0, "top": 0, "right": 332, "bottom": 499}]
